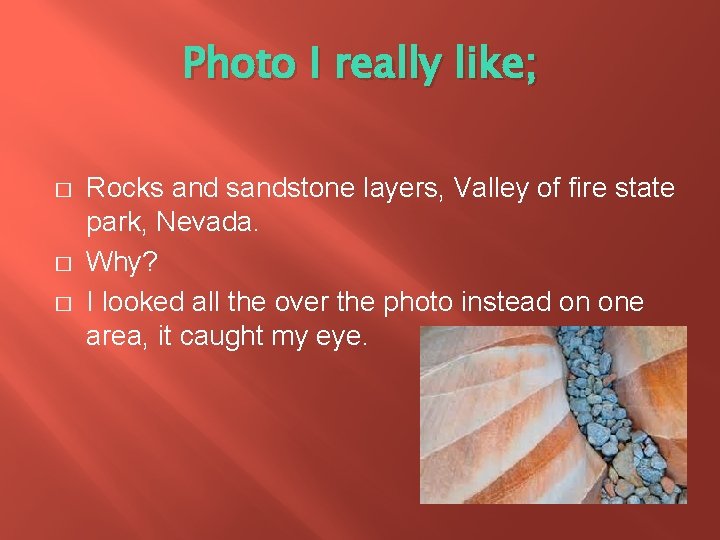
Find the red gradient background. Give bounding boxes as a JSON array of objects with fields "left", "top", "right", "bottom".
[{"left": 0, "top": 1, "right": 714, "bottom": 537}]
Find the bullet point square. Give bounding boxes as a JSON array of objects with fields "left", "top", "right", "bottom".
[
  {"left": 55, "top": 182, "right": 72, "bottom": 198},
  {"left": 55, "top": 296, "right": 72, "bottom": 312},
  {"left": 55, "top": 256, "right": 72, "bottom": 272}
]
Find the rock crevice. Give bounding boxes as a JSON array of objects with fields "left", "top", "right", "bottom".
[{"left": 556, "top": 326, "right": 687, "bottom": 504}]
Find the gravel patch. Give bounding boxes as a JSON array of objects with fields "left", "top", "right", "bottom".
[{"left": 556, "top": 326, "right": 687, "bottom": 505}]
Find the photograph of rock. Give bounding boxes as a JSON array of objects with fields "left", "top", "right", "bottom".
[{"left": 419, "top": 326, "right": 687, "bottom": 504}]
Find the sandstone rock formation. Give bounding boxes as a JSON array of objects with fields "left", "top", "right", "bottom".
[
  {"left": 603, "top": 326, "right": 687, "bottom": 485},
  {"left": 420, "top": 326, "right": 607, "bottom": 503}
]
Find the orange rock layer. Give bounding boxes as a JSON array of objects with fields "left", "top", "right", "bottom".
[
  {"left": 604, "top": 326, "right": 687, "bottom": 485},
  {"left": 420, "top": 326, "right": 606, "bottom": 504}
]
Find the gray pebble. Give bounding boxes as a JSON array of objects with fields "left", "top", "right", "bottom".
[
  {"left": 587, "top": 394, "right": 602, "bottom": 405},
  {"left": 587, "top": 423, "right": 611, "bottom": 446},
  {"left": 644, "top": 443, "right": 658, "bottom": 457},
  {"left": 575, "top": 378, "right": 588, "bottom": 389},
  {"left": 614, "top": 408, "right": 627, "bottom": 420},
  {"left": 617, "top": 427, "right": 631, "bottom": 442},
  {"left": 661, "top": 492, "right": 678, "bottom": 504},
  {"left": 627, "top": 495, "right": 642, "bottom": 504},
  {"left": 601, "top": 392, "right": 618, "bottom": 405},
  {"left": 600, "top": 403, "right": 615, "bottom": 420},
  {"left": 631, "top": 430, "right": 648, "bottom": 444},
  {"left": 633, "top": 445, "right": 644, "bottom": 459},
  {"left": 615, "top": 479, "right": 635, "bottom": 498},
  {"left": 609, "top": 496, "right": 624, "bottom": 504},
  {"left": 586, "top": 364, "right": 600, "bottom": 376},
  {"left": 637, "top": 464, "right": 663, "bottom": 484},
  {"left": 577, "top": 412, "right": 593, "bottom": 426},
  {"left": 594, "top": 380, "right": 603, "bottom": 393},
  {"left": 643, "top": 495, "right": 661, "bottom": 504},
  {"left": 592, "top": 404, "right": 603, "bottom": 417},
  {"left": 599, "top": 353, "right": 612, "bottom": 375},
  {"left": 579, "top": 345, "right": 594, "bottom": 360},
  {"left": 570, "top": 398, "right": 590, "bottom": 413},
  {"left": 634, "top": 487, "right": 650, "bottom": 497},
  {"left": 602, "top": 441, "right": 619, "bottom": 457},
  {"left": 571, "top": 367, "right": 588, "bottom": 378},
  {"left": 649, "top": 484, "right": 664, "bottom": 497},
  {"left": 650, "top": 454, "right": 667, "bottom": 470},
  {"left": 611, "top": 445, "right": 637, "bottom": 481}
]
